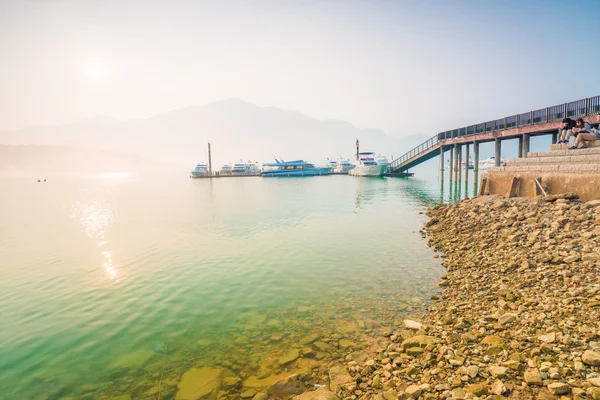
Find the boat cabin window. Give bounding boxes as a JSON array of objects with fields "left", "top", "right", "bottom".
[{"left": 362, "top": 161, "right": 377, "bottom": 165}]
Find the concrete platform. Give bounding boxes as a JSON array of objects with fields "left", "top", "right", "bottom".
[{"left": 481, "top": 141, "right": 600, "bottom": 200}]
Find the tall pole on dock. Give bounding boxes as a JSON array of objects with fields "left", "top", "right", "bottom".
[
  {"left": 356, "top": 139, "right": 360, "bottom": 161},
  {"left": 208, "top": 142, "right": 213, "bottom": 177}
]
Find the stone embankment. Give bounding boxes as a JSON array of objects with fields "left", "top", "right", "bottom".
[{"left": 383, "top": 194, "right": 600, "bottom": 400}]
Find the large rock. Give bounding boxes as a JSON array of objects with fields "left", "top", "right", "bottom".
[
  {"left": 480, "top": 335, "right": 503, "bottom": 346},
  {"left": 488, "top": 366, "right": 507, "bottom": 378},
  {"left": 524, "top": 368, "right": 542, "bottom": 386},
  {"left": 547, "top": 382, "right": 570, "bottom": 395},
  {"left": 404, "top": 384, "right": 422, "bottom": 399},
  {"left": 243, "top": 373, "right": 291, "bottom": 390},
  {"left": 292, "top": 388, "right": 339, "bottom": 400},
  {"left": 400, "top": 335, "right": 435, "bottom": 350},
  {"left": 403, "top": 319, "right": 422, "bottom": 331},
  {"left": 278, "top": 349, "right": 301, "bottom": 366},
  {"left": 328, "top": 366, "right": 352, "bottom": 393},
  {"left": 538, "top": 332, "right": 556, "bottom": 343},
  {"left": 176, "top": 367, "right": 225, "bottom": 400},
  {"left": 583, "top": 350, "right": 600, "bottom": 366},
  {"left": 268, "top": 374, "right": 304, "bottom": 398},
  {"left": 589, "top": 377, "right": 600, "bottom": 388}
]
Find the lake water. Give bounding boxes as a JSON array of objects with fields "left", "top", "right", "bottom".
[{"left": 0, "top": 171, "right": 458, "bottom": 399}]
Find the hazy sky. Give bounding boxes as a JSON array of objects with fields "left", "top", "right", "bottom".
[{"left": 1, "top": 0, "right": 599, "bottom": 135}]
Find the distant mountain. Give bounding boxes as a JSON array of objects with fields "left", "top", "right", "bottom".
[
  {"left": 0, "top": 145, "right": 162, "bottom": 173},
  {"left": 0, "top": 99, "right": 415, "bottom": 168}
]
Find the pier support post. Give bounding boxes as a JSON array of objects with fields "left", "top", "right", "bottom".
[
  {"left": 473, "top": 141, "right": 480, "bottom": 196},
  {"left": 454, "top": 144, "right": 461, "bottom": 183},
  {"left": 551, "top": 132, "right": 558, "bottom": 144},
  {"left": 494, "top": 138, "right": 501, "bottom": 167},
  {"left": 440, "top": 147, "right": 444, "bottom": 180},
  {"left": 449, "top": 146, "right": 454, "bottom": 184},
  {"left": 518, "top": 136, "right": 523, "bottom": 158},
  {"left": 464, "top": 143, "right": 470, "bottom": 195},
  {"left": 523, "top": 134, "right": 531, "bottom": 158}
]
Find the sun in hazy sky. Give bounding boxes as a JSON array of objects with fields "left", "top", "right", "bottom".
[{"left": 85, "top": 63, "right": 109, "bottom": 80}]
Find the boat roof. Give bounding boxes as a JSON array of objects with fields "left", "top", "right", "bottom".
[
  {"left": 263, "top": 159, "right": 310, "bottom": 166},
  {"left": 358, "top": 152, "right": 375, "bottom": 155}
]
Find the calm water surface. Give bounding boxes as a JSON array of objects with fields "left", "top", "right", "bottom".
[{"left": 0, "top": 172, "right": 450, "bottom": 399}]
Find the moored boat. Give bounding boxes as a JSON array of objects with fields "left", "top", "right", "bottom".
[
  {"left": 190, "top": 162, "right": 210, "bottom": 178},
  {"left": 349, "top": 152, "right": 387, "bottom": 177},
  {"left": 261, "top": 159, "right": 330, "bottom": 177},
  {"left": 333, "top": 159, "right": 355, "bottom": 174},
  {"left": 462, "top": 159, "right": 475, "bottom": 170},
  {"left": 231, "top": 160, "right": 260, "bottom": 175},
  {"left": 220, "top": 164, "right": 232, "bottom": 175},
  {"left": 479, "top": 157, "right": 504, "bottom": 169}
]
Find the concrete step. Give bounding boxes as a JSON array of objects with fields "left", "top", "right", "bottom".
[
  {"left": 528, "top": 146, "right": 600, "bottom": 158},
  {"left": 505, "top": 153, "right": 600, "bottom": 166},
  {"left": 549, "top": 142, "right": 600, "bottom": 151},
  {"left": 488, "top": 163, "right": 600, "bottom": 174}
]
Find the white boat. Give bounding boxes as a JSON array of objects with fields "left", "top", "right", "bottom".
[
  {"left": 190, "top": 162, "right": 209, "bottom": 178},
  {"left": 478, "top": 157, "right": 504, "bottom": 169},
  {"left": 220, "top": 164, "right": 232, "bottom": 175},
  {"left": 349, "top": 152, "right": 387, "bottom": 177},
  {"left": 376, "top": 155, "right": 389, "bottom": 166},
  {"left": 333, "top": 159, "right": 355, "bottom": 174},
  {"left": 231, "top": 160, "right": 260, "bottom": 175},
  {"left": 461, "top": 159, "right": 475, "bottom": 170}
]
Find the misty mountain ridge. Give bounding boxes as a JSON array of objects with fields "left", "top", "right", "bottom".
[{"left": 1, "top": 98, "right": 428, "bottom": 171}]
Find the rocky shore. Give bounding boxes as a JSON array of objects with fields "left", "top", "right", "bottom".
[{"left": 327, "top": 194, "right": 600, "bottom": 400}]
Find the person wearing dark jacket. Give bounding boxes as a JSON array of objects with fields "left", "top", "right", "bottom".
[{"left": 558, "top": 117, "right": 577, "bottom": 144}]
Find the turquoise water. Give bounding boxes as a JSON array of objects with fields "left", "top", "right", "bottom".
[{"left": 0, "top": 172, "right": 448, "bottom": 399}]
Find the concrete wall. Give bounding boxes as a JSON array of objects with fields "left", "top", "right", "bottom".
[{"left": 482, "top": 171, "right": 600, "bottom": 201}]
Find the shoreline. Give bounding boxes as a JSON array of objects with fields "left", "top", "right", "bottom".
[
  {"left": 398, "top": 194, "right": 600, "bottom": 399},
  {"left": 310, "top": 194, "right": 600, "bottom": 400}
]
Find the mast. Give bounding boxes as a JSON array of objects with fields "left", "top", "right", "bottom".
[{"left": 208, "top": 142, "right": 212, "bottom": 177}]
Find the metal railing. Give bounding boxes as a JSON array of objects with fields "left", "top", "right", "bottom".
[
  {"left": 435, "top": 95, "right": 600, "bottom": 141},
  {"left": 388, "top": 134, "right": 438, "bottom": 171},
  {"left": 389, "top": 95, "right": 600, "bottom": 172}
]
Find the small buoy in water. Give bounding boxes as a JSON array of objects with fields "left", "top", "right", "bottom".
[
  {"left": 44, "top": 179, "right": 46, "bottom": 182},
  {"left": 37, "top": 180, "right": 41, "bottom": 182}
]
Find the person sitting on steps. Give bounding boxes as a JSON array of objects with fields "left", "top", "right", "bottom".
[
  {"left": 569, "top": 118, "right": 598, "bottom": 149},
  {"left": 558, "top": 118, "right": 577, "bottom": 144}
]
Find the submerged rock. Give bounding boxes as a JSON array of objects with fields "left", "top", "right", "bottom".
[
  {"left": 328, "top": 366, "right": 352, "bottom": 393},
  {"left": 268, "top": 374, "right": 304, "bottom": 398},
  {"left": 292, "top": 388, "right": 339, "bottom": 400},
  {"left": 277, "top": 349, "right": 300, "bottom": 366},
  {"left": 175, "top": 367, "right": 225, "bottom": 400}
]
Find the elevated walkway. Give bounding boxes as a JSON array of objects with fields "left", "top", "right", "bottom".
[
  {"left": 481, "top": 142, "right": 600, "bottom": 200},
  {"left": 387, "top": 95, "right": 600, "bottom": 174}
]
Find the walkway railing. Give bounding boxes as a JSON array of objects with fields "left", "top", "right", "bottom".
[
  {"left": 436, "top": 95, "right": 600, "bottom": 140},
  {"left": 389, "top": 95, "right": 600, "bottom": 172},
  {"left": 388, "top": 134, "right": 438, "bottom": 171}
]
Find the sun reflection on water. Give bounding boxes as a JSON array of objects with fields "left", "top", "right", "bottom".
[{"left": 71, "top": 193, "right": 120, "bottom": 281}]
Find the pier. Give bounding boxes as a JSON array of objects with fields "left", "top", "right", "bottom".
[{"left": 388, "top": 95, "right": 600, "bottom": 192}]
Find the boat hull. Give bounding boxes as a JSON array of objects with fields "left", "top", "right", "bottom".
[
  {"left": 348, "top": 164, "right": 387, "bottom": 177},
  {"left": 261, "top": 168, "right": 331, "bottom": 177},
  {"left": 190, "top": 171, "right": 209, "bottom": 178}
]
